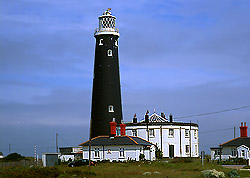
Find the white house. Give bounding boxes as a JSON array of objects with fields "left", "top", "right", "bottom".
[
  {"left": 123, "top": 112, "right": 199, "bottom": 158},
  {"left": 59, "top": 147, "right": 83, "bottom": 162},
  {"left": 79, "top": 135, "right": 155, "bottom": 162},
  {"left": 211, "top": 122, "right": 250, "bottom": 162}
]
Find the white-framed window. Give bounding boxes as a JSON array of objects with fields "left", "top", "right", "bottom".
[
  {"left": 115, "top": 40, "right": 118, "bottom": 46},
  {"left": 132, "top": 129, "right": 137, "bottom": 136},
  {"left": 194, "top": 130, "right": 198, "bottom": 139},
  {"left": 107, "top": 49, "right": 112, "bottom": 56},
  {"left": 149, "top": 129, "right": 155, "bottom": 137},
  {"left": 120, "top": 147, "right": 125, "bottom": 157},
  {"left": 99, "top": 39, "right": 103, "bottom": 45},
  {"left": 195, "top": 145, "right": 198, "bottom": 155},
  {"left": 169, "top": 129, "right": 174, "bottom": 137},
  {"left": 108, "top": 105, "right": 114, "bottom": 112},
  {"left": 94, "top": 148, "right": 100, "bottom": 158},
  {"left": 185, "top": 145, "right": 190, "bottom": 154},
  {"left": 185, "top": 129, "right": 190, "bottom": 137},
  {"left": 241, "top": 150, "right": 245, "bottom": 157},
  {"left": 231, "top": 148, "right": 236, "bottom": 156}
]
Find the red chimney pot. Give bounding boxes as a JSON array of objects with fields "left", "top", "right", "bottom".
[
  {"left": 120, "top": 123, "right": 126, "bottom": 136},
  {"left": 110, "top": 121, "right": 117, "bottom": 136},
  {"left": 240, "top": 122, "right": 248, "bottom": 137}
]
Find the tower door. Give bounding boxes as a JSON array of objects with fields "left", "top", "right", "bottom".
[{"left": 169, "top": 145, "right": 174, "bottom": 158}]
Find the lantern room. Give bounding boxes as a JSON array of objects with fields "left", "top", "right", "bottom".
[{"left": 95, "top": 9, "right": 119, "bottom": 36}]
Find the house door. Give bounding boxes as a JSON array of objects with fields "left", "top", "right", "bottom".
[{"left": 169, "top": 145, "right": 174, "bottom": 158}]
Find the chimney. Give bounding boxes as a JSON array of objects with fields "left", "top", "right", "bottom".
[
  {"left": 110, "top": 118, "right": 117, "bottom": 137},
  {"left": 169, "top": 114, "right": 173, "bottom": 122},
  {"left": 161, "top": 112, "right": 165, "bottom": 118},
  {"left": 145, "top": 110, "right": 149, "bottom": 123},
  {"left": 120, "top": 120, "right": 126, "bottom": 136},
  {"left": 133, "top": 113, "right": 137, "bottom": 124},
  {"left": 240, "top": 122, "right": 248, "bottom": 137}
]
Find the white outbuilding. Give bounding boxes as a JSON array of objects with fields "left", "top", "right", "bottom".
[{"left": 79, "top": 135, "right": 155, "bottom": 162}]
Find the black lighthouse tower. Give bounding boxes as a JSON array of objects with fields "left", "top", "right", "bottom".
[{"left": 90, "top": 9, "right": 123, "bottom": 138}]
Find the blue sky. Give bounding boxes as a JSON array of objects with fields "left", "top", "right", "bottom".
[{"left": 0, "top": 0, "right": 250, "bottom": 157}]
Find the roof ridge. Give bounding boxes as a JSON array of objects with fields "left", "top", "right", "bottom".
[
  {"left": 126, "top": 136, "right": 138, "bottom": 145},
  {"left": 130, "top": 136, "right": 153, "bottom": 144},
  {"left": 79, "top": 135, "right": 109, "bottom": 146}
]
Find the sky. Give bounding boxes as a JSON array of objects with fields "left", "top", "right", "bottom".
[{"left": 0, "top": 0, "right": 250, "bottom": 157}]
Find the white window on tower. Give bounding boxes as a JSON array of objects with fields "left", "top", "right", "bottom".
[
  {"left": 169, "top": 129, "right": 174, "bottom": 137},
  {"left": 115, "top": 40, "right": 118, "bottom": 46},
  {"left": 149, "top": 129, "right": 155, "bottom": 137},
  {"left": 185, "top": 129, "right": 190, "bottom": 138},
  {"left": 195, "top": 145, "right": 198, "bottom": 155},
  {"left": 108, "top": 105, "right": 114, "bottom": 112},
  {"left": 185, "top": 145, "right": 190, "bottom": 154},
  {"left": 107, "top": 49, "right": 112, "bottom": 56},
  {"left": 99, "top": 39, "right": 103, "bottom": 45},
  {"left": 132, "top": 129, "right": 137, "bottom": 136},
  {"left": 194, "top": 130, "right": 198, "bottom": 139}
]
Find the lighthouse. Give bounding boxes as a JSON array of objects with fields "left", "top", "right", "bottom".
[{"left": 90, "top": 9, "right": 123, "bottom": 138}]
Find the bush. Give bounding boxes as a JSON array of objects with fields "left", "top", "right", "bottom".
[
  {"left": 4, "top": 153, "right": 25, "bottom": 161},
  {"left": 221, "top": 158, "right": 248, "bottom": 165},
  {"left": 227, "top": 169, "right": 240, "bottom": 178},
  {"left": 155, "top": 147, "right": 163, "bottom": 160},
  {"left": 201, "top": 169, "right": 225, "bottom": 178},
  {"left": 139, "top": 153, "right": 145, "bottom": 161},
  {"left": 170, "top": 158, "right": 194, "bottom": 163}
]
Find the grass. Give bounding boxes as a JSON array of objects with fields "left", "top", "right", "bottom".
[{"left": 0, "top": 159, "right": 250, "bottom": 178}]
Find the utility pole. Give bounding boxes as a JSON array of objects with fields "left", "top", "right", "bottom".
[
  {"left": 145, "top": 110, "right": 149, "bottom": 141},
  {"left": 190, "top": 120, "right": 191, "bottom": 158},
  {"left": 9, "top": 144, "right": 11, "bottom": 154},
  {"left": 56, "top": 133, "right": 58, "bottom": 153},
  {"left": 234, "top": 126, "right": 236, "bottom": 138},
  {"left": 34, "top": 144, "right": 37, "bottom": 166}
]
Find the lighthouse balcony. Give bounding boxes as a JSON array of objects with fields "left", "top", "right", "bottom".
[{"left": 94, "top": 28, "right": 119, "bottom": 36}]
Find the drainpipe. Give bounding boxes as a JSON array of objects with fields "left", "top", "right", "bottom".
[{"left": 180, "top": 127, "right": 182, "bottom": 157}]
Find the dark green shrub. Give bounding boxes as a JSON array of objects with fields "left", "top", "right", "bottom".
[
  {"left": 155, "top": 147, "right": 163, "bottom": 160},
  {"left": 139, "top": 153, "right": 145, "bottom": 161},
  {"left": 4, "top": 153, "right": 25, "bottom": 161},
  {"left": 228, "top": 169, "right": 240, "bottom": 178},
  {"left": 171, "top": 158, "right": 193, "bottom": 163}
]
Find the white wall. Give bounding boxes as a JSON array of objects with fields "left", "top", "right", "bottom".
[
  {"left": 82, "top": 145, "right": 155, "bottom": 162},
  {"left": 211, "top": 145, "right": 250, "bottom": 160},
  {"left": 59, "top": 155, "right": 74, "bottom": 162},
  {"left": 126, "top": 124, "right": 199, "bottom": 158}
]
